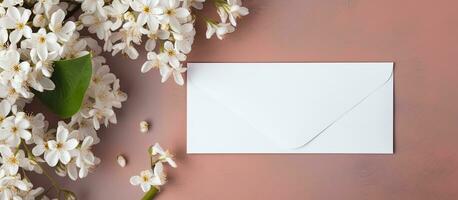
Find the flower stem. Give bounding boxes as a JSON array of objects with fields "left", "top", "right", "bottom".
[
  {"left": 141, "top": 187, "right": 159, "bottom": 200},
  {"left": 22, "top": 143, "right": 61, "bottom": 192}
]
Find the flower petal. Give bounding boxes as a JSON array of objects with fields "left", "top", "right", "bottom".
[
  {"left": 45, "top": 150, "right": 59, "bottom": 166},
  {"left": 64, "top": 139, "right": 79, "bottom": 150},
  {"left": 79, "top": 166, "right": 89, "bottom": 178},
  {"left": 60, "top": 151, "right": 71, "bottom": 164},
  {"left": 175, "top": 8, "right": 190, "bottom": 18},
  {"left": 0, "top": 100, "right": 11, "bottom": 116},
  {"left": 67, "top": 163, "right": 78, "bottom": 180},
  {"left": 129, "top": 176, "right": 141, "bottom": 185},
  {"left": 32, "top": 145, "right": 45, "bottom": 156},
  {"left": 9, "top": 29, "right": 22, "bottom": 43},
  {"left": 173, "top": 70, "right": 184, "bottom": 85},
  {"left": 141, "top": 61, "right": 154, "bottom": 73},
  {"left": 18, "top": 130, "right": 31, "bottom": 140},
  {"left": 56, "top": 126, "right": 69, "bottom": 142},
  {"left": 140, "top": 183, "right": 151, "bottom": 192}
]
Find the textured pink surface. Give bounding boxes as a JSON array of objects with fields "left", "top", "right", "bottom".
[{"left": 31, "top": 0, "right": 458, "bottom": 199}]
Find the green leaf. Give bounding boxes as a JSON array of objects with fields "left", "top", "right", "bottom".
[
  {"left": 141, "top": 187, "right": 159, "bottom": 200},
  {"left": 36, "top": 54, "right": 92, "bottom": 119}
]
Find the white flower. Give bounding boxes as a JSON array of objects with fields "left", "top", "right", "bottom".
[
  {"left": 104, "top": 0, "right": 129, "bottom": 30},
  {"left": 69, "top": 114, "right": 99, "bottom": 143},
  {"left": 22, "top": 28, "right": 61, "bottom": 61},
  {"left": 80, "top": 13, "right": 112, "bottom": 40},
  {"left": 129, "top": 167, "right": 163, "bottom": 192},
  {"left": 0, "top": 112, "right": 31, "bottom": 146},
  {"left": 159, "top": 0, "right": 190, "bottom": 32},
  {"left": 141, "top": 52, "right": 167, "bottom": 73},
  {"left": 111, "top": 41, "right": 139, "bottom": 59},
  {"left": 0, "top": 172, "right": 30, "bottom": 198},
  {"left": 49, "top": 9, "right": 76, "bottom": 42},
  {"left": 0, "top": 148, "right": 26, "bottom": 175},
  {"left": 60, "top": 33, "right": 89, "bottom": 59},
  {"left": 0, "top": 50, "right": 31, "bottom": 87},
  {"left": 130, "top": 0, "right": 162, "bottom": 30},
  {"left": 0, "top": 83, "right": 21, "bottom": 103},
  {"left": 25, "top": 113, "right": 45, "bottom": 138},
  {"left": 0, "top": 0, "right": 23, "bottom": 7},
  {"left": 112, "top": 79, "right": 127, "bottom": 108},
  {"left": 151, "top": 143, "right": 177, "bottom": 168},
  {"left": 173, "top": 23, "right": 195, "bottom": 54},
  {"left": 122, "top": 18, "right": 148, "bottom": 45},
  {"left": 31, "top": 130, "right": 52, "bottom": 157},
  {"left": 75, "top": 136, "right": 95, "bottom": 178},
  {"left": 159, "top": 64, "right": 186, "bottom": 85},
  {"left": 144, "top": 29, "right": 169, "bottom": 51},
  {"left": 160, "top": 41, "right": 186, "bottom": 68},
  {"left": 45, "top": 126, "right": 78, "bottom": 166},
  {"left": 76, "top": 118, "right": 98, "bottom": 140},
  {"left": 82, "top": 105, "right": 115, "bottom": 130},
  {"left": 27, "top": 68, "right": 56, "bottom": 92},
  {"left": 152, "top": 162, "right": 166, "bottom": 185},
  {"left": 206, "top": 22, "right": 234, "bottom": 40},
  {"left": 33, "top": 0, "right": 58, "bottom": 14},
  {"left": 77, "top": 0, "right": 105, "bottom": 14},
  {"left": 32, "top": 14, "right": 48, "bottom": 28},
  {"left": 2, "top": 7, "right": 32, "bottom": 43},
  {"left": 110, "top": 18, "right": 147, "bottom": 59},
  {"left": 90, "top": 64, "right": 116, "bottom": 89},
  {"left": 220, "top": 0, "right": 249, "bottom": 26}
]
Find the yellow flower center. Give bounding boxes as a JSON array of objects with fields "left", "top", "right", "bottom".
[
  {"left": 7, "top": 157, "right": 17, "bottom": 164},
  {"left": 8, "top": 88, "right": 17, "bottom": 95},
  {"left": 166, "top": 9, "right": 175, "bottom": 16},
  {"left": 143, "top": 6, "right": 150, "bottom": 13},
  {"left": 56, "top": 142, "right": 63, "bottom": 149},
  {"left": 13, "top": 64, "right": 20, "bottom": 72},
  {"left": 16, "top": 23, "right": 25, "bottom": 30},
  {"left": 11, "top": 126, "right": 18, "bottom": 134},
  {"left": 38, "top": 36, "right": 46, "bottom": 44}
]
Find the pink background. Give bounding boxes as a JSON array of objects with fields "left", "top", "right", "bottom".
[{"left": 32, "top": 0, "right": 458, "bottom": 199}]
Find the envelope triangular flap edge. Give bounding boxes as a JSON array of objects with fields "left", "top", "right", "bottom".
[{"left": 187, "top": 63, "right": 393, "bottom": 149}]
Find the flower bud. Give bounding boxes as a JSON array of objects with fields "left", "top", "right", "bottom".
[
  {"left": 140, "top": 121, "right": 149, "bottom": 133},
  {"left": 117, "top": 155, "right": 127, "bottom": 167}
]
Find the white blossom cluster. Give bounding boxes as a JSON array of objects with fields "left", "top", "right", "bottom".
[
  {"left": 78, "top": 0, "right": 249, "bottom": 85},
  {"left": 0, "top": 0, "right": 127, "bottom": 198},
  {"left": 0, "top": 0, "right": 247, "bottom": 198},
  {"left": 130, "top": 143, "right": 176, "bottom": 193}
]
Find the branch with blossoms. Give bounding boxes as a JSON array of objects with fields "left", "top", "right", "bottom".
[
  {"left": 0, "top": 0, "right": 127, "bottom": 199},
  {"left": 79, "top": 0, "right": 249, "bottom": 85},
  {"left": 0, "top": 0, "right": 247, "bottom": 199},
  {"left": 130, "top": 143, "right": 177, "bottom": 199}
]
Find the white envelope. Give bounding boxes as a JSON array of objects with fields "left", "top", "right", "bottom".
[{"left": 187, "top": 63, "right": 393, "bottom": 154}]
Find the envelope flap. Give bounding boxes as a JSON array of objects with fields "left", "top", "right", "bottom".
[{"left": 187, "top": 63, "right": 393, "bottom": 149}]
